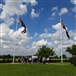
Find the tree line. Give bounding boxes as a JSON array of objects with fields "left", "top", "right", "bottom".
[{"left": 0, "top": 44, "right": 76, "bottom": 64}]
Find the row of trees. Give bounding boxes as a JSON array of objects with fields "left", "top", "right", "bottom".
[
  {"left": 1, "top": 44, "right": 75, "bottom": 58},
  {"left": 66, "top": 44, "right": 76, "bottom": 56},
  {"left": 0, "top": 44, "right": 76, "bottom": 64},
  {"left": 35, "top": 46, "right": 55, "bottom": 58},
  {"left": 66, "top": 44, "right": 76, "bottom": 66},
  {"left": 35, "top": 44, "right": 76, "bottom": 66},
  {"left": 35, "top": 44, "right": 76, "bottom": 58}
]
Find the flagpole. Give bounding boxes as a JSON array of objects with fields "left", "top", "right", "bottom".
[
  {"left": 75, "top": 4, "right": 76, "bottom": 44},
  {"left": 0, "top": 20, "right": 2, "bottom": 76},
  {"left": 57, "top": 9, "right": 63, "bottom": 63},
  {"left": 13, "top": 14, "right": 18, "bottom": 63},
  {"left": 0, "top": 20, "right": 2, "bottom": 58},
  {"left": 60, "top": 18, "right": 63, "bottom": 63}
]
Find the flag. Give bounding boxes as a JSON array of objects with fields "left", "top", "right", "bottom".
[
  {"left": 61, "top": 19, "right": 66, "bottom": 30},
  {"left": 65, "top": 30, "right": 70, "bottom": 39},
  {"left": 60, "top": 19, "right": 70, "bottom": 39},
  {"left": 19, "top": 17, "right": 26, "bottom": 34}
]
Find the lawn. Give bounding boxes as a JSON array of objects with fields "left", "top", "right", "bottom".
[{"left": 0, "top": 63, "right": 76, "bottom": 76}]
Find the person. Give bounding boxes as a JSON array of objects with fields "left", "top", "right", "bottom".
[
  {"left": 28, "top": 57, "right": 32, "bottom": 63},
  {"left": 21, "top": 57, "right": 24, "bottom": 63},
  {"left": 18, "top": 57, "right": 21, "bottom": 63},
  {"left": 24, "top": 57, "right": 27, "bottom": 63},
  {"left": 42, "top": 57, "right": 46, "bottom": 64},
  {"left": 47, "top": 57, "right": 50, "bottom": 63},
  {"left": 39, "top": 57, "right": 42, "bottom": 63}
]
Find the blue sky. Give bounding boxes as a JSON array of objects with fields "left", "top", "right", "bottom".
[{"left": 0, "top": 0, "right": 76, "bottom": 57}]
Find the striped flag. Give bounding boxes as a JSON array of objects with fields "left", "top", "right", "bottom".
[
  {"left": 65, "top": 30, "right": 70, "bottom": 39},
  {"left": 61, "top": 19, "right": 66, "bottom": 30},
  {"left": 19, "top": 17, "right": 26, "bottom": 34},
  {"left": 60, "top": 19, "right": 70, "bottom": 39}
]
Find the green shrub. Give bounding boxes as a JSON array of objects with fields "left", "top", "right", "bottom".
[
  {"left": 50, "top": 59, "right": 69, "bottom": 63},
  {"left": 0, "top": 59, "right": 13, "bottom": 63},
  {"left": 70, "top": 56, "right": 76, "bottom": 66}
]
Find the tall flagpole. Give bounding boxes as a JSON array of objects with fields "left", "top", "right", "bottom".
[
  {"left": 60, "top": 18, "right": 63, "bottom": 63},
  {"left": 0, "top": 18, "right": 2, "bottom": 58},
  {"left": 75, "top": 4, "right": 76, "bottom": 44},
  {"left": 57, "top": 9, "right": 63, "bottom": 63},
  {"left": 0, "top": 17, "right": 2, "bottom": 76},
  {"left": 13, "top": 14, "right": 18, "bottom": 63}
]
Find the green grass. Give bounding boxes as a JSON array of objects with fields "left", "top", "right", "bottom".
[{"left": 0, "top": 63, "right": 76, "bottom": 76}]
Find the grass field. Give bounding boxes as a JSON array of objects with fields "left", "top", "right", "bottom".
[{"left": 0, "top": 63, "right": 76, "bottom": 76}]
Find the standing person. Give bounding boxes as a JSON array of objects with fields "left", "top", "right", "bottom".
[
  {"left": 21, "top": 57, "right": 24, "bottom": 63},
  {"left": 18, "top": 57, "right": 21, "bottom": 63},
  {"left": 39, "top": 57, "right": 42, "bottom": 63},
  {"left": 24, "top": 57, "right": 27, "bottom": 63},
  {"left": 29, "top": 57, "right": 32, "bottom": 63},
  {"left": 42, "top": 57, "right": 46, "bottom": 64},
  {"left": 47, "top": 57, "right": 50, "bottom": 63}
]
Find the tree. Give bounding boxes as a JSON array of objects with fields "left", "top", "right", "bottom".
[
  {"left": 62, "top": 54, "right": 67, "bottom": 58},
  {"left": 59, "top": 54, "right": 67, "bottom": 58},
  {"left": 35, "top": 46, "right": 55, "bottom": 58},
  {"left": 66, "top": 44, "right": 76, "bottom": 56},
  {"left": 54, "top": 55, "right": 59, "bottom": 58},
  {"left": 66, "top": 44, "right": 76, "bottom": 66}
]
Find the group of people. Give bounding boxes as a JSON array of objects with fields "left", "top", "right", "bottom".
[{"left": 18, "top": 56, "right": 50, "bottom": 64}]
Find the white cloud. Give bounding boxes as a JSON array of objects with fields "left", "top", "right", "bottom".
[
  {"left": 38, "top": 22, "right": 76, "bottom": 56},
  {"left": 0, "top": 23, "right": 32, "bottom": 55},
  {"left": 74, "top": 36, "right": 76, "bottom": 40},
  {"left": 34, "top": 33, "right": 38, "bottom": 37},
  {"left": 0, "top": 21, "right": 75, "bottom": 56},
  {"left": 0, "top": 0, "right": 38, "bottom": 56},
  {"left": 4, "top": 0, "right": 38, "bottom": 6},
  {"left": 19, "top": 4, "right": 27, "bottom": 14},
  {"left": 70, "top": 0, "right": 76, "bottom": 5},
  {"left": 44, "top": 28, "right": 48, "bottom": 33},
  {"left": 54, "top": 40, "right": 60, "bottom": 45},
  {"left": 0, "top": 0, "right": 76, "bottom": 56},
  {"left": 59, "top": 8, "right": 68, "bottom": 16},
  {"left": 0, "top": 23, "right": 10, "bottom": 34},
  {"left": 69, "top": 30, "right": 76, "bottom": 37},
  {"left": 74, "top": 14, "right": 76, "bottom": 18},
  {"left": 0, "top": 4, "right": 3, "bottom": 9},
  {"left": 51, "top": 12, "right": 56, "bottom": 16},
  {"left": 29, "top": 0, "right": 38, "bottom": 6},
  {"left": 52, "top": 6, "right": 58, "bottom": 11},
  {"left": 52, "top": 23, "right": 61, "bottom": 31},
  {"left": 0, "top": 1, "right": 27, "bottom": 19},
  {"left": 0, "top": 1, "right": 28, "bottom": 25},
  {"left": 48, "top": 17, "right": 55, "bottom": 20},
  {"left": 41, "top": 8, "right": 44, "bottom": 10},
  {"left": 32, "top": 39, "right": 54, "bottom": 53},
  {"left": 48, "top": 6, "right": 58, "bottom": 20},
  {"left": 0, "top": 0, "right": 38, "bottom": 23},
  {"left": 30, "top": 9, "right": 39, "bottom": 18},
  {"left": 40, "top": 23, "right": 62, "bottom": 40},
  {"left": 40, "top": 33, "right": 52, "bottom": 38},
  {"left": 70, "top": 0, "right": 76, "bottom": 15},
  {"left": 52, "top": 7, "right": 68, "bottom": 17},
  {"left": 22, "top": 0, "right": 38, "bottom": 6},
  {"left": 4, "top": 17, "right": 14, "bottom": 26},
  {"left": 72, "top": 6, "right": 76, "bottom": 12},
  {"left": 32, "top": 39, "right": 48, "bottom": 46}
]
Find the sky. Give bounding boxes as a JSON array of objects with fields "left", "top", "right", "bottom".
[{"left": 0, "top": 0, "right": 76, "bottom": 57}]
